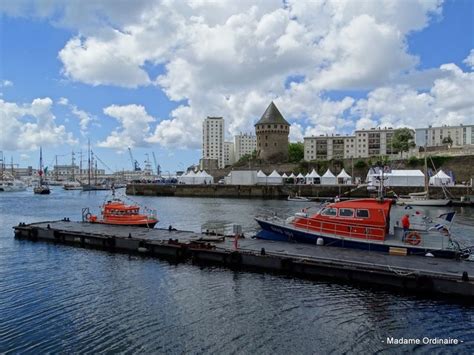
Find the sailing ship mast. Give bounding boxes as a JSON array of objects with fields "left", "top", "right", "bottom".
[
  {"left": 39, "top": 147, "right": 44, "bottom": 186},
  {"left": 88, "top": 140, "right": 91, "bottom": 187},
  {"left": 424, "top": 145, "right": 429, "bottom": 199},
  {"left": 71, "top": 150, "right": 75, "bottom": 181}
]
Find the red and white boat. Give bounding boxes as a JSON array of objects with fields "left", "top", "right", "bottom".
[
  {"left": 83, "top": 197, "right": 158, "bottom": 228},
  {"left": 255, "top": 198, "right": 468, "bottom": 259}
]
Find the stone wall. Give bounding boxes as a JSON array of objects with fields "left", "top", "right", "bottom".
[
  {"left": 212, "top": 154, "right": 474, "bottom": 184},
  {"left": 127, "top": 183, "right": 472, "bottom": 199}
]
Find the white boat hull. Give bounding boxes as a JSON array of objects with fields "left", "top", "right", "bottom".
[
  {"left": 397, "top": 198, "right": 451, "bottom": 206},
  {"left": 0, "top": 181, "right": 27, "bottom": 192}
]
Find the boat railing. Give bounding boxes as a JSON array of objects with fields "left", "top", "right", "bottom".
[{"left": 292, "top": 214, "right": 386, "bottom": 247}]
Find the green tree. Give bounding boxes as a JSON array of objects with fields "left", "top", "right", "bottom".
[
  {"left": 392, "top": 128, "right": 416, "bottom": 158},
  {"left": 288, "top": 142, "right": 304, "bottom": 163},
  {"left": 354, "top": 160, "right": 367, "bottom": 169}
]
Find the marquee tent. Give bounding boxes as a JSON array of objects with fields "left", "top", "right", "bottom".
[
  {"left": 257, "top": 170, "right": 268, "bottom": 184},
  {"left": 267, "top": 170, "right": 283, "bottom": 185},
  {"left": 321, "top": 169, "right": 337, "bottom": 185},
  {"left": 429, "top": 170, "right": 453, "bottom": 186},
  {"left": 305, "top": 169, "right": 321, "bottom": 184},
  {"left": 337, "top": 169, "right": 352, "bottom": 185}
]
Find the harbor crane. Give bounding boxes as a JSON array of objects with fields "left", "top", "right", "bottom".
[
  {"left": 152, "top": 152, "right": 161, "bottom": 176},
  {"left": 128, "top": 147, "right": 141, "bottom": 171}
]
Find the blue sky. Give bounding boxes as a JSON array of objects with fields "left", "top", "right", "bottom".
[{"left": 0, "top": 0, "right": 473, "bottom": 173}]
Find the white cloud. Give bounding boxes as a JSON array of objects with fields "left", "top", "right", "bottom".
[
  {"left": 289, "top": 123, "right": 304, "bottom": 142},
  {"left": 464, "top": 49, "right": 474, "bottom": 69},
  {"left": 0, "top": 80, "right": 13, "bottom": 87},
  {"left": 0, "top": 97, "right": 76, "bottom": 150},
  {"left": 57, "top": 97, "right": 95, "bottom": 133},
  {"left": 58, "top": 36, "right": 151, "bottom": 88},
  {"left": 98, "top": 104, "right": 155, "bottom": 149},
  {"left": 5, "top": 0, "right": 470, "bottom": 150},
  {"left": 352, "top": 64, "right": 474, "bottom": 129}
]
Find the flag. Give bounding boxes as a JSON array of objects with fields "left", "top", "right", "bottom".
[
  {"left": 428, "top": 223, "right": 447, "bottom": 231},
  {"left": 438, "top": 212, "right": 455, "bottom": 222}
]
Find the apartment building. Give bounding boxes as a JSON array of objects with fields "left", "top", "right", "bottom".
[
  {"left": 234, "top": 133, "right": 257, "bottom": 161},
  {"left": 354, "top": 127, "right": 398, "bottom": 158},
  {"left": 202, "top": 116, "right": 225, "bottom": 168},
  {"left": 415, "top": 124, "right": 474, "bottom": 147},
  {"left": 223, "top": 141, "right": 235, "bottom": 166},
  {"left": 304, "top": 127, "right": 400, "bottom": 161},
  {"left": 304, "top": 134, "right": 356, "bottom": 161}
]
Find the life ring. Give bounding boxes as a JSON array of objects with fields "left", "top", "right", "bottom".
[
  {"left": 406, "top": 231, "right": 421, "bottom": 246},
  {"left": 85, "top": 212, "right": 92, "bottom": 221}
]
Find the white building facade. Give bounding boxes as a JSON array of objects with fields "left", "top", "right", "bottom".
[
  {"left": 304, "top": 135, "right": 355, "bottom": 161},
  {"left": 202, "top": 116, "right": 225, "bottom": 168},
  {"left": 223, "top": 141, "right": 235, "bottom": 166},
  {"left": 234, "top": 133, "right": 257, "bottom": 161},
  {"left": 304, "top": 127, "right": 401, "bottom": 161},
  {"left": 415, "top": 124, "right": 474, "bottom": 147}
]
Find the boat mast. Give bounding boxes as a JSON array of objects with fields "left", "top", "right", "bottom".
[
  {"left": 79, "top": 150, "right": 82, "bottom": 183},
  {"left": 71, "top": 150, "right": 75, "bottom": 181},
  {"left": 39, "top": 147, "right": 43, "bottom": 186},
  {"left": 55, "top": 155, "right": 58, "bottom": 181},
  {"left": 424, "top": 145, "right": 429, "bottom": 199},
  {"left": 88, "top": 140, "right": 91, "bottom": 186},
  {"left": 0, "top": 151, "right": 3, "bottom": 181}
]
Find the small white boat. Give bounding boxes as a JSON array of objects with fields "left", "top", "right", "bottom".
[
  {"left": 63, "top": 181, "right": 82, "bottom": 190},
  {"left": 0, "top": 179, "right": 27, "bottom": 192},
  {"left": 288, "top": 194, "right": 311, "bottom": 202},
  {"left": 396, "top": 191, "right": 451, "bottom": 206}
]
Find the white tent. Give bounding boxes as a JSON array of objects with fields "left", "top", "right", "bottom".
[
  {"left": 180, "top": 170, "right": 196, "bottom": 184},
  {"left": 367, "top": 169, "right": 425, "bottom": 187},
  {"left": 429, "top": 170, "right": 453, "bottom": 186},
  {"left": 200, "top": 170, "right": 214, "bottom": 184},
  {"left": 267, "top": 170, "right": 283, "bottom": 185},
  {"left": 321, "top": 169, "right": 337, "bottom": 185},
  {"left": 281, "top": 173, "right": 289, "bottom": 178},
  {"left": 296, "top": 173, "right": 304, "bottom": 183},
  {"left": 337, "top": 169, "right": 352, "bottom": 185},
  {"left": 305, "top": 169, "right": 321, "bottom": 185},
  {"left": 257, "top": 170, "right": 268, "bottom": 184},
  {"left": 228, "top": 170, "right": 258, "bottom": 185}
]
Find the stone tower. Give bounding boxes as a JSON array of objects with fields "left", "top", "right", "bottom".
[{"left": 255, "top": 101, "right": 290, "bottom": 162}]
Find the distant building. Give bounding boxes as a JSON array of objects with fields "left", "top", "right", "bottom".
[
  {"left": 303, "top": 127, "right": 402, "bottom": 161},
  {"left": 415, "top": 124, "right": 474, "bottom": 147},
  {"left": 52, "top": 164, "right": 105, "bottom": 180},
  {"left": 202, "top": 116, "right": 225, "bottom": 168},
  {"left": 234, "top": 133, "right": 257, "bottom": 161},
  {"left": 304, "top": 135, "right": 355, "bottom": 161},
  {"left": 255, "top": 102, "right": 290, "bottom": 162},
  {"left": 354, "top": 127, "right": 399, "bottom": 158},
  {"left": 223, "top": 141, "right": 235, "bottom": 166}
]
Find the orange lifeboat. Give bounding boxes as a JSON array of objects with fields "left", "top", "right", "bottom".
[{"left": 83, "top": 198, "right": 158, "bottom": 228}]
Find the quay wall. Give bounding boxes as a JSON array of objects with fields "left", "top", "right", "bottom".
[{"left": 126, "top": 183, "right": 472, "bottom": 199}]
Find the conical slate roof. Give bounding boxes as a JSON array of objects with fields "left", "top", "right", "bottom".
[{"left": 255, "top": 102, "right": 290, "bottom": 126}]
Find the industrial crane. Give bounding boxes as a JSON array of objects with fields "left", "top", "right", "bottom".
[{"left": 128, "top": 147, "right": 141, "bottom": 171}]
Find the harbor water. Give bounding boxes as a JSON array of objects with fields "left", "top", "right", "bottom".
[{"left": 1, "top": 189, "right": 473, "bottom": 353}]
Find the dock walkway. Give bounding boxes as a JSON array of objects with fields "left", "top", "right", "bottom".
[{"left": 13, "top": 220, "right": 474, "bottom": 299}]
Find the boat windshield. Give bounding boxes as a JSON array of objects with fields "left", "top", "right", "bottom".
[{"left": 320, "top": 208, "right": 337, "bottom": 216}]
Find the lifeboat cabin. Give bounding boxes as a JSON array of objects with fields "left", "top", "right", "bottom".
[
  {"left": 292, "top": 199, "right": 392, "bottom": 242},
  {"left": 85, "top": 199, "right": 158, "bottom": 228}
]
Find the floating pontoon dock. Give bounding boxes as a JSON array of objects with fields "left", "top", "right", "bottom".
[{"left": 13, "top": 220, "right": 474, "bottom": 299}]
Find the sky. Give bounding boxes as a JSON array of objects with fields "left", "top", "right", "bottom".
[{"left": 0, "top": 0, "right": 473, "bottom": 173}]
